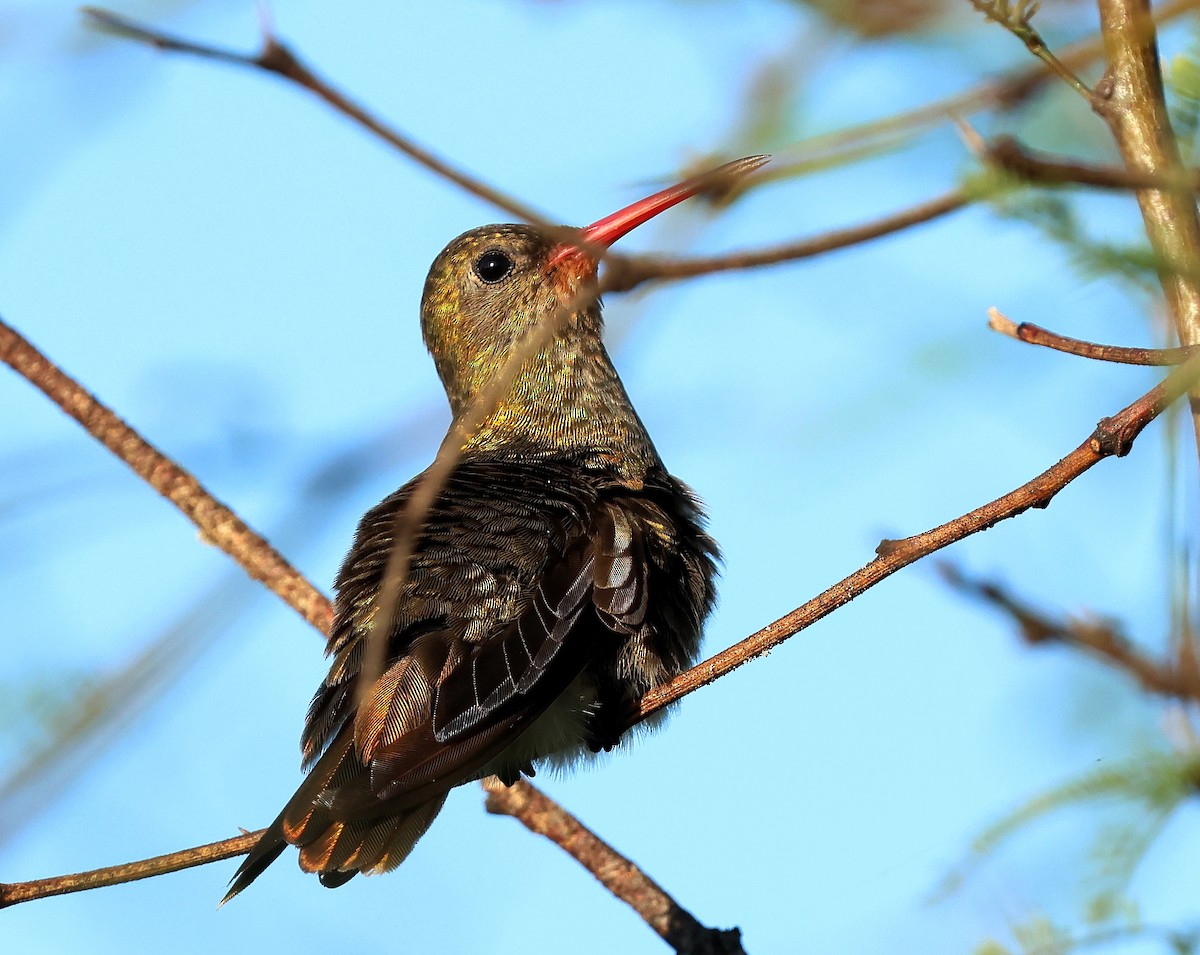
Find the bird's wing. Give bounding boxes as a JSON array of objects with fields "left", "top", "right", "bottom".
[
  {"left": 298, "top": 457, "right": 656, "bottom": 817},
  {"left": 430, "top": 528, "right": 598, "bottom": 741}
]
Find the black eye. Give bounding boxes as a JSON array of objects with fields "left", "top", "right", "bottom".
[{"left": 473, "top": 249, "right": 514, "bottom": 284}]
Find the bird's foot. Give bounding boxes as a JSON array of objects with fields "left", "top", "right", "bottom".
[{"left": 494, "top": 761, "right": 536, "bottom": 786}]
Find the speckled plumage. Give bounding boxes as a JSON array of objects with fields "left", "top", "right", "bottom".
[{"left": 224, "top": 220, "right": 718, "bottom": 901}]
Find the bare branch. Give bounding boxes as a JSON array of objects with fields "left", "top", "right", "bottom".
[
  {"left": 359, "top": 283, "right": 592, "bottom": 698},
  {"left": 483, "top": 779, "right": 746, "bottom": 955},
  {"left": 606, "top": 189, "right": 968, "bottom": 291},
  {"left": 940, "top": 563, "right": 1200, "bottom": 701},
  {"left": 628, "top": 347, "right": 1200, "bottom": 727},
  {"left": 0, "top": 316, "right": 332, "bottom": 632},
  {"left": 7, "top": 339, "right": 1200, "bottom": 907},
  {"left": 0, "top": 830, "right": 262, "bottom": 909},
  {"left": 81, "top": 6, "right": 551, "bottom": 226},
  {"left": 745, "top": 0, "right": 1200, "bottom": 193},
  {"left": 979, "top": 134, "right": 1200, "bottom": 192},
  {"left": 988, "top": 307, "right": 1200, "bottom": 364}
]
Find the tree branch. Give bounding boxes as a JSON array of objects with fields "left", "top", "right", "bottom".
[
  {"left": 0, "top": 830, "right": 262, "bottom": 909},
  {"left": 605, "top": 189, "right": 968, "bottom": 291},
  {"left": 483, "top": 779, "right": 746, "bottom": 955},
  {"left": 628, "top": 345, "right": 1200, "bottom": 727},
  {"left": 1095, "top": 0, "right": 1200, "bottom": 452},
  {"left": 756, "top": 0, "right": 1200, "bottom": 194},
  {"left": 967, "top": 0, "right": 1096, "bottom": 104},
  {"left": 0, "top": 316, "right": 332, "bottom": 632},
  {"left": 980, "top": 134, "right": 1200, "bottom": 193},
  {"left": 988, "top": 307, "right": 1200, "bottom": 364},
  {"left": 939, "top": 563, "right": 1200, "bottom": 701},
  {"left": 81, "top": 6, "right": 551, "bottom": 226}
]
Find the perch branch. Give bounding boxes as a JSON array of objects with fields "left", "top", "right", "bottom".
[
  {"left": 6, "top": 325, "right": 1200, "bottom": 907},
  {"left": 629, "top": 345, "right": 1200, "bottom": 725},
  {"left": 0, "top": 831, "right": 262, "bottom": 908},
  {"left": 484, "top": 779, "right": 745, "bottom": 955}
]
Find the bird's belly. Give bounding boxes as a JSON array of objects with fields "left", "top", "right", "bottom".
[{"left": 479, "top": 674, "right": 599, "bottom": 780}]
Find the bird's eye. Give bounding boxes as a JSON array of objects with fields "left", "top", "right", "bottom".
[{"left": 473, "top": 249, "right": 514, "bottom": 284}]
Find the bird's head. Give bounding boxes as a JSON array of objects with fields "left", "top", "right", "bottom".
[{"left": 419, "top": 156, "right": 767, "bottom": 417}]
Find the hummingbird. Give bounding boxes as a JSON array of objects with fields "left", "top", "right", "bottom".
[{"left": 223, "top": 157, "right": 763, "bottom": 901}]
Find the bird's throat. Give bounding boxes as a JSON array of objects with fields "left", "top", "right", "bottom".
[{"left": 455, "top": 331, "right": 660, "bottom": 480}]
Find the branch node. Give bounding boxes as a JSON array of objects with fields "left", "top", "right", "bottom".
[
  {"left": 1092, "top": 414, "right": 1138, "bottom": 457},
  {"left": 875, "top": 538, "right": 903, "bottom": 559}
]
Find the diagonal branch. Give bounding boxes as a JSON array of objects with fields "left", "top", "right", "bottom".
[
  {"left": 605, "top": 189, "right": 968, "bottom": 291},
  {"left": 81, "top": 7, "right": 551, "bottom": 226},
  {"left": 0, "top": 831, "right": 261, "bottom": 908},
  {"left": 627, "top": 345, "right": 1200, "bottom": 726},
  {"left": 761, "top": 0, "right": 1200, "bottom": 192},
  {"left": 483, "top": 779, "right": 746, "bottom": 955},
  {"left": 0, "top": 316, "right": 332, "bottom": 632},
  {"left": 939, "top": 564, "right": 1200, "bottom": 701},
  {"left": 967, "top": 0, "right": 1097, "bottom": 103}
]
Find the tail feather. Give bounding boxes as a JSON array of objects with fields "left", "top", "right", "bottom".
[
  {"left": 220, "top": 732, "right": 448, "bottom": 904},
  {"left": 219, "top": 822, "right": 288, "bottom": 907},
  {"left": 368, "top": 793, "right": 447, "bottom": 874},
  {"left": 219, "top": 733, "right": 354, "bottom": 905}
]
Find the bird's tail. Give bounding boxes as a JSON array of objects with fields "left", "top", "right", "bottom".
[
  {"left": 299, "top": 793, "right": 448, "bottom": 885},
  {"left": 219, "top": 731, "right": 354, "bottom": 906},
  {"left": 219, "top": 732, "right": 449, "bottom": 904}
]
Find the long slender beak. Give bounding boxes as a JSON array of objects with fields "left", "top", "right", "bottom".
[{"left": 547, "top": 155, "right": 768, "bottom": 268}]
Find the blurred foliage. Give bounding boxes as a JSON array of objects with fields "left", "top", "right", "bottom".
[
  {"left": 963, "top": 168, "right": 1161, "bottom": 293},
  {"left": 945, "top": 749, "right": 1200, "bottom": 953},
  {"left": 796, "top": 0, "right": 951, "bottom": 37},
  {"left": 1166, "top": 21, "right": 1200, "bottom": 162}
]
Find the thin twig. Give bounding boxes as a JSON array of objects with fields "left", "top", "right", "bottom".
[
  {"left": 606, "top": 189, "right": 968, "bottom": 291},
  {"left": 981, "top": 134, "right": 1200, "bottom": 192},
  {"left": 360, "top": 157, "right": 768, "bottom": 696},
  {"left": 988, "top": 307, "right": 1200, "bottom": 364},
  {"left": 967, "top": 0, "right": 1097, "bottom": 103},
  {"left": 762, "top": 0, "right": 1200, "bottom": 183},
  {"left": 81, "top": 6, "right": 551, "bottom": 226},
  {"left": 483, "top": 779, "right": 746, "bottom": 955},
  {"left": 360, "top": 282, "right": 595, "bottom": 699},
  {"left": 0, "top": 830, "right": 263, "bottom": 908},
  {"left": 939, "top": 563, "right": 1200, "bottom": 700},
  {"left": 0, "top": 316, "right": 332, "bottom": 632}
]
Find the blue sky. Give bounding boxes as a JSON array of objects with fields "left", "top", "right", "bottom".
[{"left": 3, "top": 2, "right": 1197, "bottom": 953}]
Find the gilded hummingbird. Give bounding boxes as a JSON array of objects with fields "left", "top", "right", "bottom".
[{"left": 223, "top": 157, "right": 763, "bottom": 900}]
